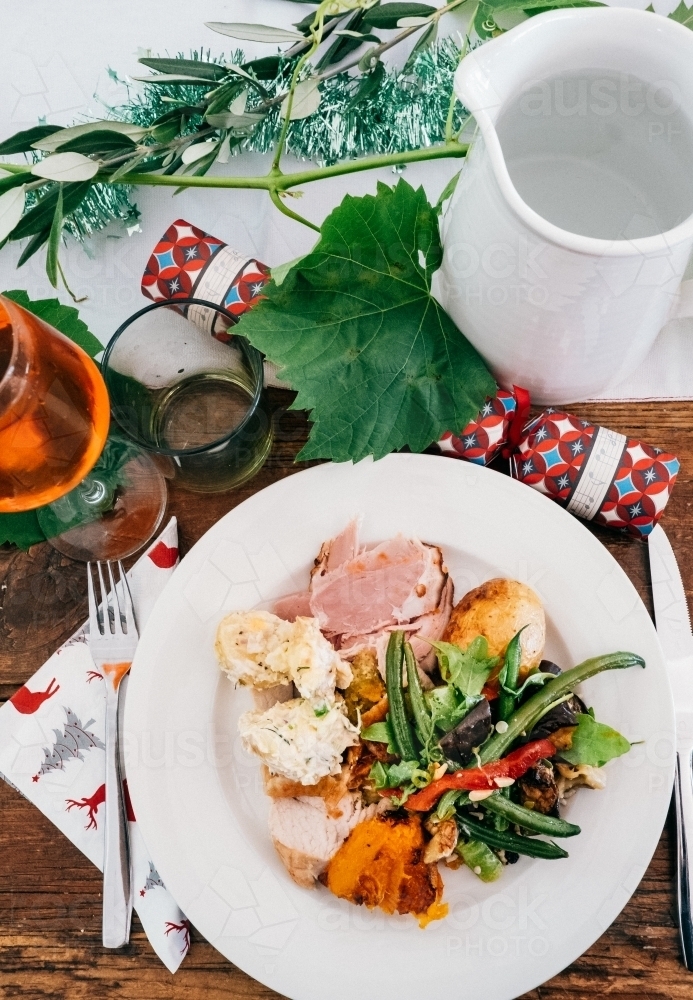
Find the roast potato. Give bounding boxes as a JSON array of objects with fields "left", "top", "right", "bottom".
[{"left": 442, "top": 578, "right": 545, "bottom": 669}]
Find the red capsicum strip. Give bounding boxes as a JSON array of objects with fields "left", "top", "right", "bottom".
[{"left": 406, "top": 738, "right": 556, "bottom": 812}]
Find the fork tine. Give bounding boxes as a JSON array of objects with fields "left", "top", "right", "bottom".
[
  {"left": 106, "top": 561, "right": 124, "bottom": 636},
  {"left": 87, "top": 562, "right": 101, "bottom": 636},
  {"left": 117, "top": 561, "right": 137, "bottom": 636},
  {"left": 96, "top": 561, "right": 111, "bottom": 635}
]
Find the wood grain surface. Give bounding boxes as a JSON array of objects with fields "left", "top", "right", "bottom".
[{"left": 1, "top": 393, "right": 692, "bottom": 1000}]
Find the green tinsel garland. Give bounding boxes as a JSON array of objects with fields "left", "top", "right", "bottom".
[
  {"left": 60, "top": 38, "right": 466, "bottom": 240},
  {"left": 109, "top": 37, "right": 467, "bottom": 166}
]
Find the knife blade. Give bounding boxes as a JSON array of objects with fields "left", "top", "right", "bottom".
[{"left": 648, "top": 523, "right": 693, "bottom": 970}]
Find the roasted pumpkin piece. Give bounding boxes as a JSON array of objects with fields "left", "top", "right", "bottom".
[
  {"left": 343, "top": 649, "right": 386, "bottom": 724},
  {"left": 321, "top": 814, "right": 447, "bottom": 926}
]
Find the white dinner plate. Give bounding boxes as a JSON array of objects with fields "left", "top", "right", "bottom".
[{"left": 125, "top": 454, "right": 675, "bottom": 1000}]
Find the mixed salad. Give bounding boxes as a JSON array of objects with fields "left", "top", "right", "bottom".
[{"left": 362, "top": 630, "right": 640, "bottom": 882}]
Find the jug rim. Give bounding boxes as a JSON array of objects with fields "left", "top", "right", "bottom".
[{"left": 453, "top": 7, "right": 693, "bottom": 258}]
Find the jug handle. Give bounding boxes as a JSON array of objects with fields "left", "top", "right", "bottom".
[{"left": 672, "top": 279, "right": 693, "bottom": 321}]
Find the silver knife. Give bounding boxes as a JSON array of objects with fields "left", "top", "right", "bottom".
[{"left": 649, "top": 523, "right": 693, "bottom": 969}]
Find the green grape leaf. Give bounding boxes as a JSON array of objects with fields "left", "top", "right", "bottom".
[
  {"left": 0, "top": 510, "right": 45, "bottom": 549},
  {"left": 236, "top": 179, "right": 495, "bottom": 462},
  {"left": 3, "top": 289, "right": 103, "bottom": 357},
  {"left": 559, "top": 713, "right": 631, "bottom": 768},
  {"left": 668, "top": 1, "right": 693, "bottom": 28}
]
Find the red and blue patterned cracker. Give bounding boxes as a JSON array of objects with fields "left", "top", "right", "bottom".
[
  {"left": 510, "top": 410, "right": 679, "bottom": 538},
  {"left": 141, "top": 219, "right": 270, "bottom": 342},
  {"left": 438, "top": 389, "right": 519, "bottom": 465}
]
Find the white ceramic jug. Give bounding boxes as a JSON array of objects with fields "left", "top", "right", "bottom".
[{"left": 439, "top": 7, "right": 693, "bottom": 404}]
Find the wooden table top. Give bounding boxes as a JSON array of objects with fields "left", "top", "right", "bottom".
[{"left": 1, "top": 393, "right": 692, "bottom": 1000}]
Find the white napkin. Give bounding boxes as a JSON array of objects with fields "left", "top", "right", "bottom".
[{"left": 0, "top": 517, "right": 191, "bottom": 973}]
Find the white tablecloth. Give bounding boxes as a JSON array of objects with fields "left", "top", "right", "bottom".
[{"left": 3, "top": 0, "right": 693, "bottom": 401}]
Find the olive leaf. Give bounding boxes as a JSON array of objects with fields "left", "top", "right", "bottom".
[
  {"left": 403, "top": 20, "right": 437, "bottom": 72},
  {"left": 242, "top": 55, "right": 282, "bottom": 80},
  {"left": 363, "top": 2, "right": 436, "bottom": 27},
  {"left": 236, "top": 179, "right": 496, "bottom": 462},
  {"left": 559, "top": 713, "right": 631, "bottom": 768},
  {"left": 32, "top": 121, "right": 148, "bottom": 152},
  {"left": 205, "top": 21, "right": 304, "bottom": 43},
  {"left": 130, "top": 73, "right": 215, "bottom": 85},
  {"left": 138, "top": 57, "right": 228, "bottom": 81},
  {"left": 280, "top": 79, "right": 321, "bottom": 120},
  {"left": 0, "top": 125, "right": 63, "bottom": 155},
  {"left": 11, "top": 181, "right": 91, "bottom": 242},
  {"left": 54, "top": 130, "right": 138, "bottom": 157},
  {"left": 0, "top": 170, "right": 32, "bottom": 195},
  {"left": 32, "top": 152, "right": 100, "bottom": 183},
  {"left": 181, "top": 140, "right": 219, "bottom": 164},
  {"left": 348, "top": 61, "right": 385, "bottom": 109},
  {"left": 46, "top": 184, "right": 63, "bottom": 288},
  {"left": 0, "top": 186, "right": 26, "bottom": 242},
  {"left": 206, "top": 111, "right": 265, "bottom": 129}
]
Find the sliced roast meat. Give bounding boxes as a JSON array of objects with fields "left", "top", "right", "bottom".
[
  {"left": 268, "top": 792, "right": 381, "bottom": 888},
  {"left": 272, "top": 590, "right": 312, "bottom": 622},
  {"left": 310, "top": 535, "right": 447, "bottom": 639},
  {"left": 311, "top": 517, "right": 362, "bottom": 581},
  {"left": 409, "top": 577, "right": 454, "bottom": 672}
]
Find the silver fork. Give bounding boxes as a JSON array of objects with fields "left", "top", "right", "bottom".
[{"left": 87, "top": 560, "right": 138, "bottom": 949}]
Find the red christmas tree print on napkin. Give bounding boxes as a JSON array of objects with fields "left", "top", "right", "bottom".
[{"left": 33, "top": 708, "right": 105, "bottom": 781}]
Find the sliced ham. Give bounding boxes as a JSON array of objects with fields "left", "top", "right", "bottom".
[
  {"left": 409, "top": 577, "right": 455, "bottom": 673},
  {"left": 312, "top": 517, "right": 362, "bottom": 580},
  {"left": 272, "top": 591, "right": 312, "bottom": 622},
  {"left": 268, "top": 792, "right": 382, "bottom": 888},
  {"left": 310, "top": 535, "right": 446, "bottom": 638}
]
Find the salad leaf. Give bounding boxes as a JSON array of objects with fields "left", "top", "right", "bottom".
[
  {"left": 361, "top": 719, "right": 397, "bottom": 754},
  {"left": 236, "top": 179, "right": 495, "bottom": 462},
  {"left": 430, "top": 637, "right": 499, "bottom": 699},
  {"left": 386, "top": 760, "right": 423, "bottom": 786},
  {"left": 559, "top": 713, "right": 631, "bottom": 768},
  {"left": 425, "top": 683, "right": 475, "bottom": 734}
]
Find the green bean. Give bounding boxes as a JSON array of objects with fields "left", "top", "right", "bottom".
[
  {"left": 457, "top": 840, "right": 503, "bottom": 882},
  {"left": 435, "top": 788, "right": 469, "bottom": 820},
  {"left": 385, "top": 631, "right": 418, "bottom": 761},
  {"left": 482, "top": 792, "right": 581, "bottom": 837},
  {"left": 457, "top": 814, "right": 569, "bottom": 859},
  {"left": 404, "top": 640, "right": 433, "bottom": 746},
  {"left": 477, "top": 652, "right": 645, "bottom": 765},
  {"left": 497, "top": 627, "right": 525, "bottom": 723}
]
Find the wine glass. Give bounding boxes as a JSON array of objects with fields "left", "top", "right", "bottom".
[{"left": 0, "top": 294, "right": 167, "bottom": 561}]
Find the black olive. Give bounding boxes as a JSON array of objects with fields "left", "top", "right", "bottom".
[{"left": 438, "top": 699, "right": 493, "bottom": 765}]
